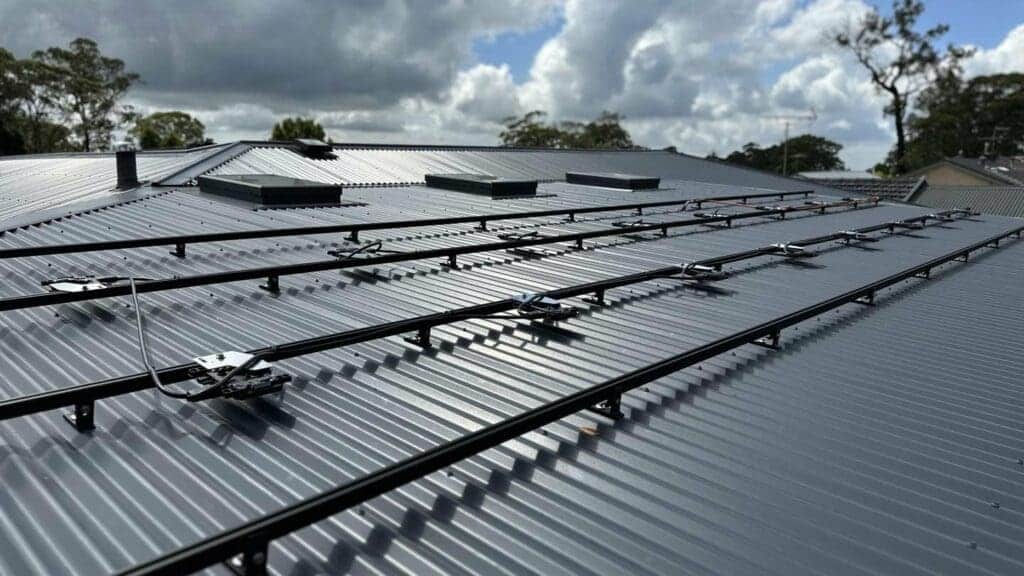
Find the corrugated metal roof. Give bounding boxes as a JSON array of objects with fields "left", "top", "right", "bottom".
[
  {"left": 910, "top": 185, "right": 1024, "bottom": 218},
  {"left": 0, "top": 146, "right": 230, "bottom": 225},
  {"left": 190, "top": 144, "right": 844, "bottom": 195},
  {"left": 0, "top": 161, "right": 1022, "bottom": 575}
]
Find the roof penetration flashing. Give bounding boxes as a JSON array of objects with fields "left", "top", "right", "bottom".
[
  {"left": 565, "top": 171, "right": 661, "bottom": 190},
  {"left": 424, "top": 173, "right": 538, "bottom": 197},
  {"left": 197, "top": 174, "right": 343, "bottom": 206}
]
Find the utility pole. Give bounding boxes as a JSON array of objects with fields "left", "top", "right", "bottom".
[{"left": 763, "top": 109, "right": 817, "bottom": 175}]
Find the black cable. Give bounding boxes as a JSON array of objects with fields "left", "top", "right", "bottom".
[{"left": 129, "top": 277, "right": 191, "bottom": 399}]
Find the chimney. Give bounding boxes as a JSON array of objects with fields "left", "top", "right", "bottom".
[{"left": 116, "top": 149, "right": 139, "bottom": 189}]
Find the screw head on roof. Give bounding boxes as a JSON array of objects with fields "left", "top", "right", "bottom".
[{"left": 991, "top": 501, "right": 1001, "bottom": 509}]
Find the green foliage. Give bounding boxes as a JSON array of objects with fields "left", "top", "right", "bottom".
[
  {"left": 499, "top": 110, "right": 636, "bottom": 149},
  {"left": 271, "top": 117, "right": 327, "bottom": 141},
  {"left": 130, "top": 111, "right": 209, "bottom": 149},
  {"left": 30, "top": 38, "right": 139, "bottom": 151},
  {"left": 834, "top": 0, "right": 972, "bottom": 173},
  {"left": 0, "top": 48, "right": 27, "bottom": 154},
  {"left": 720, "top": 134, "right": 846, "bottom": 175},
  {"left": 896, "top": 73, "right": 1024, "bottom": 171}
]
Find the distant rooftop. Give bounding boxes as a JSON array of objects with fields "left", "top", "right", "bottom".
[{"left": 796, "top": 170, "right": 880, "bottom": 180}]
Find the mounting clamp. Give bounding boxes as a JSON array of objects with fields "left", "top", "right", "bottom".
[
  {"left": 63, "top": 401, "right": 95, "bottom": 431},
  {"left": 404, "top": 325, "right": 433, "bottom": 348},
  {"left": 588, "top": 394, "right": 623, "bottom": 420}
]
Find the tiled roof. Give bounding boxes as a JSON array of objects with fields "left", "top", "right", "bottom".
[
  {"left": 800, "top": 175, "right": 926, "bottom": 200},
  {"left": 909, "top": 185, "right": 1024, "bottom": 218}
]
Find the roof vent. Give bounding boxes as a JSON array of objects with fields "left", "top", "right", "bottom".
[
  {"left": 294, "top": 138, "right": 334, "bottom": 158},
  {"left": 565, "top": 171, "right": 660, "bottom": 190},
  {"left": 425, "top": 173, "right": 537, "bottom": 198},
  {"left": 198, "top": 174, "right": 342, "bottom": 207},
  {"left": 116, "top": 149, "right": 139, "bottom": 190}
]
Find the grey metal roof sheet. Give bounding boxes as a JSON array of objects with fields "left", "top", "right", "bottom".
[
  {"left": 910, "top": 185, "right": 1024, "bottom": 218},
  {"left": 0, "top": 164, "right": 1022, "bottom": 575},
  {"left": 0, "top": 146, "right": 231, "bottom": 224},
  {"left": 193, "top": 144, "right": 843, "bottom": 196}
]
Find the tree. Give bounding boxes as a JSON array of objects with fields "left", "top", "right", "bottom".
[
  {"left": 896, "top": 73, "right": 1024, "bottom": 171},
  {"left": 0, "top": 47, "right": 27, "bottom": 154},
  {"left": 130, "top": 111, "right": 210, "bottom": 149},
  {"left": 721, "top": 134, "right": 846, "bottom": 175},
  {"left": 499, "top": 110, "right": 565, "bottom": 148},
  {"left": 834, "top": 0, "right": 972, "bottom": 174},
  {"left": 499, "top": 110, "right": 637, "bottom": 149},
  {"left": 271, "top": 117, "right": 327, "bottom": 141},
  {"left": 30, "top": 38, "right": 139, "bottom": 152}
]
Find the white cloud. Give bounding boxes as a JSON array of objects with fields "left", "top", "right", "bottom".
[
  {"left": 6, "top": 0, "right": 1022, "bottom": 170},
  {"left": 964, "top": 24, "right": 1024, "bottom": 76}
]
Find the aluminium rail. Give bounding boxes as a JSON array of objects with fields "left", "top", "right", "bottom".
[
  {"left": 116, "top": 219, "right": 1024, "bottom": 576},
  {"left": 0, "top": 189, "right": 815, "bottom": 259},
  {"left": 0, "top": 197, "right": 874, "bottom": 313},
  {"left": 0, "top": 208, "right": 971, "bottom": 429}
]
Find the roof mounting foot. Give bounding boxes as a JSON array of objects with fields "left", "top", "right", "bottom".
[
  {"left": 440, "top": 254, "right": 458, "bottom": 269},
  {"left": 63, "top": 401, "right": 95, "bottom": 432},
  {"left": 226, "top": 539, "right": 268, "bottom": 576},
  {"left": 987, "top": 239, "right": 1000, "bottom": 248},
  {"left": 588, "top": 394, "right": 623, "bottom": 420},
  {"left": 346, "top": 230, "right": 359, "bottom": 243},
  {"left": 171, "top": 242, "right": 186, "bottom": 258},
  {"left": 404, "top": 326, "right": 432, "bottom": 348},
  {"left": 475, "top": 219, "right": 488, "bottom": 231},
  {"left": 635, "top": 207, "right": 643, "bottom": 216},
  {"left": 956, "top": 252, "right": 970, "bottom": 262},
  {"left": 915, "top": 268, "right": 931, "bottom": 279},
  {"left": 855, "top": 291, "right": 875, "bottom": 305},
  {"left": 260, "top": 275, "right": 280, "bottom": 294},
  {"left": 1013, "top": 230, "right": 1021, "bottom": 239},
  {"left": 754, "top": 331, "right": 780, "bottom": 349},
  {"left": 564, "top": 211, "right": 576, "bottom": 222},
  {"left": 575, "top": 238, "right": 584, "bottom": 250},
  {"left": 661, "top": 226, "right": 668, "bottom": 237},
  {"left": 582, "top": 288, "right": 606, "bottom": 306},
  {"left": 694, "top": 200, "right": 703, "bottom": 209}
]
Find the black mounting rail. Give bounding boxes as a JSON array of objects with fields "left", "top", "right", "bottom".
[
  {"left": 0, "top": 190, "right": 814, "bottom": 260},
  {"left": 115, "top": 220, "right": 1023, "bottom": 576},
  {"left": 0, "top": 208, "right": 971, "bottom": 428},
  {"left": 0, "top": 197, "right": 872, "bottom": 313}
]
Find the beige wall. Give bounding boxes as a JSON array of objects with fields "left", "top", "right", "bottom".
[{"left": 917, "top": 164, "right": 997, "bottom": 186}]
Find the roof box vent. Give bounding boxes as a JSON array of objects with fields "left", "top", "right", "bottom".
[
  {"left": 198, "top": 174, "right": 342, "bottom": 207},
  {"left": 566, "top": 171, "right": 660, "bottom": 190},
  {"left": 294, "top": 138, "right": 334, "bottom": 158},
  {"left": 425, "top": 173, "right": 537, "bottom": 198}
]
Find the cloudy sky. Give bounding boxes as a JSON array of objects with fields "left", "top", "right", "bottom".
[{"left": 1, "top": 0, "right": 1022, "bottom": 169}]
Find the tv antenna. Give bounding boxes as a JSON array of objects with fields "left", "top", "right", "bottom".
[{"left": 763, "top": 108, "right": 817, "bottom": 175}]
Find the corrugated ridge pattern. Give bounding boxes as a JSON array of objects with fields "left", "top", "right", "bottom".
[
  {"left": 0, "top": 147, "right": 230, "bottom": 223},
  {"left": 206, "top": 146, "right": 841, "bottom": 195},
  {"left": 0, "top": 177, "right": 1021, "bottom": 575}
]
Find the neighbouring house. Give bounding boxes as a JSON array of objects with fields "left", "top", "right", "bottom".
[
  {"left": 908, "top": 155, "right": 1024, "bottom": 187},
  {"left": 797, "top": 170, "right": 928, "bottom": 201}
]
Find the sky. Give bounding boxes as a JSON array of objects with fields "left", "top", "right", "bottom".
[{"left": 0, "top": 0, "right": 1022, "bottom": 170}]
